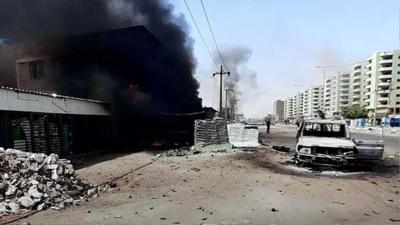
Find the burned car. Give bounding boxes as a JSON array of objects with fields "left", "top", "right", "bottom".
[{"left": 295, "top": 119, "right": 357, "bottom": 166}]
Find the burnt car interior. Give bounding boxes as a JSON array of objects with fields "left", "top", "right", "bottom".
[{"left": 302, "top": 123, "right": 347, "bottom": 138}]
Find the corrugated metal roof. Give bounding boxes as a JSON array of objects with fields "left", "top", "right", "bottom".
[
  {"left": 1, "top": 86, "right": 106, "bottom": 104},
  {"left": 0, "top": 86, "right": 110, "bottom": 116}
]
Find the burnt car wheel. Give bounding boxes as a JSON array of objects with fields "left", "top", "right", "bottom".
[{"left": 294, "top": 154, "right": 301, "bottom": 165}]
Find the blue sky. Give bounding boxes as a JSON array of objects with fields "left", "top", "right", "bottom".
[{"left": 170, "top": 0, "right": 400, "bottom": 116}]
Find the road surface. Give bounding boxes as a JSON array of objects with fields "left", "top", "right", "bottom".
[{"left": 12, "top": 126, "right": 400, "bottom": 225}]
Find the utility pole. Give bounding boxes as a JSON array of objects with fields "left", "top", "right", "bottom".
[
  {"left": 225, "top": 88, "right": 234, "bottom": 120},
  {"left": 213, "top": 65, "right": 230, "bottom": 117}
]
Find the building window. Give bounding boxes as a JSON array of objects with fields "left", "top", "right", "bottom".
[
  {"left": 29, "top": 61, "right": 44, "bottom": 80},
  {"left": 397, "top": 94, "right": 400, "bottom": 97}
]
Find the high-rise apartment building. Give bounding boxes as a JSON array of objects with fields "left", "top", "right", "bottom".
[
  {"left": 273, "top": 100, "right": 284, "bottom": 121},
  {"left": 323, "top": 72, "right": 351, "bottom": 118},
  {"left": 338, "top": 73, "right": 351, "bottom": 109},
  {"left": 361, "top": 50, "right": 400, "bottom": 116},
  {"left": 282, "top": 49, "right": 400, "bottom": 120}
]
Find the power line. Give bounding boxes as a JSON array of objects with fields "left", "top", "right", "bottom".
[
  {"left": 200, "top": 0, "right": 227, "bottom": 70},
  {"left": 183, "top": 0, "right": 219, "bottom": 70}
]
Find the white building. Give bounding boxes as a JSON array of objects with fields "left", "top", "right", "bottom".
[
  {"left": 361, "top": 50, "right": 400, "bottom": 117},
  {"left": 323, "top": 72, "right": 351, "bottom": 118},
  {"left": 283, "top": 49, "right": 400, "bottom": 120}
]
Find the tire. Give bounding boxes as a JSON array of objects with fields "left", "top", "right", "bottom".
[{"left": 294, "top": 153, "right": 301, "bottom": 165}]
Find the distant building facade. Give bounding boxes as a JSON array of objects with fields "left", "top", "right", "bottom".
[
  {"left": 273, "top": 100, "right": 284, "bottom": 121},
  {"left": 282, "top": 49, "right": 400, "bottom": 121}
]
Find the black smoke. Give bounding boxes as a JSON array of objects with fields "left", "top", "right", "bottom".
[
  {"left": 0, "top": 0, "right": 202, "bottom": 114},
  {"left": 220, "top": 46, "right": 257, "bottom": 116},
  {"left": 0, "top": 45, "right": 16, "bottom": 86}
]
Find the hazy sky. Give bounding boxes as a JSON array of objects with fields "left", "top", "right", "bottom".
[{"left": 170, "top": 0, "right": 399, "bottom": 117}]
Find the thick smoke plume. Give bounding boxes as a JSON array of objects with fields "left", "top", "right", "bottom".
[
  {"left": 219, "top": 46, "right": 258, "bottom": 114},
  {"left": 0, "top": 0, "right": 201, "bottom": 114}
]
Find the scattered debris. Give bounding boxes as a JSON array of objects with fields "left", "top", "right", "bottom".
[
  {"left": 389, "top": 218, "right": 400, "bottom": 222},
  {"left": 370, "top": 181, "right": 378, "bottom": 185},
  {"left": 0, "top": 148, "right": 108, "bottom": 216},
  {"left": 272, "top": 145, "right": 291, "bottom": 152},
  {"left": 271, "top": 208, "right": 278, "bottom": 212},
  {"left": 331, "top": 201, "right": 346, "bottom": 205},
  {"left": 191, "top": 168, "right": 201, "bottom": 172},
  {"left": 161, "top": 143, "right": 235, "bottom": 157}
]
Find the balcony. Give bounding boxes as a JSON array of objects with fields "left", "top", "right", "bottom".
[
  {"left": 379, "top": 67, "right": 392, "bottom": 72},
  {"left": 377, "top": 104, "right": 389, "bottom": 108},
  {"left": 353, "top": 95, "right": 361, "bottom": 99},
  {"left": 378, "top": 82, "right": 390, "bottom": 87},
  {"left": 380, "top": 51, "right": 394, "bottom": 57},
  {"left": 340, "top": 93, "right": 349, "bottom": 97},
  {"left": 340, "top": 76, "right": 350, "bottom": 81},
  {"left": 353, "top": 88, "right": 361, "bottom": 93},
  {"left": 366, "top": 64, "right": 372, "bottom": 69},
  {"left": 352, "top": 101, "right": 360, "bottom": 105},
  {"left": 378, "top": 97, "right": 389, "bottom": 102},
  {"left": 366, "top": 70, "right": 372, "bottom": 75},
  {"left": 353, "top": 82, "right": 361, "bottom": 87},
  {"left": 379, "top": 59, "right": 393, "bottom": 64},
  {"left": 379, "top": 74, "right": 392, "bottom": 80}
]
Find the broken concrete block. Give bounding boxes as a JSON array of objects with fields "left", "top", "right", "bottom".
[
  {"left": 5, "top": 185, "right": 17, "bottom": 196},
  {"left": 8, "top": 201, "right": 20, "bottom": 213},
  {"left": 28, "top": 186, "right": 43, "bottom": 199},
  {"left": 0, "top": 148, "right": 105, "bottom": 214},
  {"left": 18, "top": 196, "right": 34, "bottom": 208}
]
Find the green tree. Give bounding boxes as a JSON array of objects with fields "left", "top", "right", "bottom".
[{"left": 341, "top": 105, "right": 368, "bottom": 119}]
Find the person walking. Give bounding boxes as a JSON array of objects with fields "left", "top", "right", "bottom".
[{"left": 266, "top": 119, "right": 271, "bottom": 134}]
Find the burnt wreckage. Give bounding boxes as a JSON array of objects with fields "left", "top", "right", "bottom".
[
  {"left": 0, "top": 26, "right": 207, "bottom": 154},
  {"left": 295, "top": 119, "right": 384, "bottom": 166}
]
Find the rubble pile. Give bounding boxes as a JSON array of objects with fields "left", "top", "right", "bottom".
[
  {"left": 0, "top": 147, "right": 102, "bottom": 215},
  {"left": 194, "top": 118, "right": 228, "bottom": 146},
  {"left": 161, "top": 147, "right": 198, "bottom": 157},
  {"left": 161, "top": 143, "right": 235, "bottom": 157}
]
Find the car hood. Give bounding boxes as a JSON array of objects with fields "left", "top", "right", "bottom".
[{"left": 298, "top": 136, "right": 355, "bottom": 149}]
